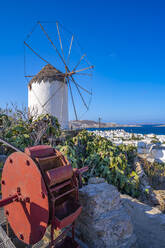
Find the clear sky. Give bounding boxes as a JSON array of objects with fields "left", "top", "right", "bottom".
[{"left": 0, "top": 0, "right": 165, "bottom": 123}]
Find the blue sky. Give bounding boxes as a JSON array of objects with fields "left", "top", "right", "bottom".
[{"left": 0, "top": 0, "right": 165, "bottom": 123}]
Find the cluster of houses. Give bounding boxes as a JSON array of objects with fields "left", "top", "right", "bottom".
[{"left": 91, "top": 129, "right": 165, "bottom": 163}]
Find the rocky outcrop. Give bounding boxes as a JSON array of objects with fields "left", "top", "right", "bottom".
[
  {"left": 134, "top": 157, "right": 160, "bottom": 206},
  {"left": 150, "top": 144, "right": 165, "bottom": 163},
  {"left": 134, "top": 157, "right": 165, "bottom": 211},
  {"left": 137, "top": 142, "right": 165, "bottom": 163},
  {"left": 121, "top": 194, "right": 165, "bottom": 248},
  {"left": 77, "top": 178, "right": 137, "bottom": 248}
]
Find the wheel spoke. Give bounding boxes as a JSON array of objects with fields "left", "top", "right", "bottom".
[
  {"left": 68, "top": 79, "right": 78, "bottom": 120},
  {"left": 72, "top": 54, "right": 86, "bottom": 71},
  {"left": 38, "top": 22, "right": 67, "bottom": 70},
  {"left": 67, "top": 35, "right": 74, "bottom": 64},
  {"left": 70, "top": 77, "right": 92, "bottom": 95},
  {"left": 56, "top": 22, "right": 66, "bottom": 64},
  {"left": 73, "top": 65, "right": 94, "bottom": 74},
  {"left": 24, "top": 41, "right": 50, "bottom": 65},
  {"left": 70, "top": 77, "right": 89, "bottom": 110}
]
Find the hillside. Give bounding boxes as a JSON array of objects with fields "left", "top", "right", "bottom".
[{"left": 69, "top": 120, "right": 140, "bottom": 129}]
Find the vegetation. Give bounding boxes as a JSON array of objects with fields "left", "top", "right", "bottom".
[
  {"left": 0, "top": 111, "right": 61, "bottom": 154},
  {"left": 0, "top": 107, "right": 61, "bottom": 192},
  {"left": 151, "top": 139, "right": 160, "bottom": 144},
  {"left": 143, "top": 160, "right": 165, "bottom": 178},
  {"left": 142, "top": 159, "right": 165, "bottom": 188},
  {"left": 0, "top": 107, "right": 140, "bottom": 197},
  {"left": 131, "top": 133, "right": 143, "bottom": 141},
  {"left": 58, "top": 130, "right": 140, "bottom": 197}
]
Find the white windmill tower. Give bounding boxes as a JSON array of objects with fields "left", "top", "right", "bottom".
[{"left": 24, "top": 21, "right": 94, "bottom": 129}]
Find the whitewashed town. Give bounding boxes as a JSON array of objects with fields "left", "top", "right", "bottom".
[{"left": 91, "top": 129, "right": 165, "bottom": 163}]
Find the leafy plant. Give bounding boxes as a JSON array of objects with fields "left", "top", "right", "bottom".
[
  {"left": 58, "top": 130, "right": 140, "bottom": 197},
  {"left": 0, "top": 112, "right": 61, "bottom": 153}
]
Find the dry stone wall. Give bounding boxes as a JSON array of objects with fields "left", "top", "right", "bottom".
[
  {"left": 77, "top": 178, "right": 137, "bottom": 248},
  {"left": 121, "top": 194, "right": 165, "bottom": 248}
]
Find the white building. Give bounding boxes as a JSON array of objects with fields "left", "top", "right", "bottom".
[{"left": 28, "top": 64, "right": 68, "bottom": 129}]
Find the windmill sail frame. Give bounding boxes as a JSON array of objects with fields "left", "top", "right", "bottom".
[{"left": 24, "top": 21, "right": 94, "bottom": 128}]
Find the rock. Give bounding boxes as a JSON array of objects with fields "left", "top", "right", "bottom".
[
  {"left": 77, "top": 180, "right": 137, "bottom": 248},
  {"left": 137, "top": 142, "right": 146, "bottom": 149},
  {"left": 137, "top": 142, "right": 148, "bottom": 154},
  {"left": 150, "top": 144, "right": 165, "bottom": 163},
  {"left": 138, "top": 143, "right": 165, "bottom": 163},
  {"left": 88, "top": 177, "right": 105, "bottom": 184},
  {"left": 134, "top": 157, "right": 159, "bottom": 206},
  {"left": 137, "top": 147, "right": 147, "bottom": 154},
  {"left": 121, "top": 194, "right": 165, "bottom": 248}
]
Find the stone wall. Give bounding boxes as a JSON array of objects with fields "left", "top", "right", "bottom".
[
  {"left": 121, "top": 194, "right": 165, "bottom": 248},
  {"left": 77, "top": 178, "right": 137, "bottom": 248}
]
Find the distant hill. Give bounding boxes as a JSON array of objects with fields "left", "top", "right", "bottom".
[{"left": 69, "top": 120, "right": 141, "bottom": 129}]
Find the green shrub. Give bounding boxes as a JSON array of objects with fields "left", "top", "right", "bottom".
[
  {"left": 0, "top": 113, "right": 61, "bottom": 153},
  {"left": 58, "top": 130, "right": 140, "bottom": 197}
]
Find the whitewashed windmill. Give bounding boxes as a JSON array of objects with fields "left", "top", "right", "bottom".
[{"left": 24, "top": 21, "right": 94, "bottom": 129}]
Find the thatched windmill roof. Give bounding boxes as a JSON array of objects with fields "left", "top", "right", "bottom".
[{"left": 28, "top": 64, "right": 65, "bottom": 88}]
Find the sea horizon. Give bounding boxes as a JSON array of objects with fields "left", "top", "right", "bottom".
[{"left": 87, "top": 124, "right": 165, "bottom": 136}]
